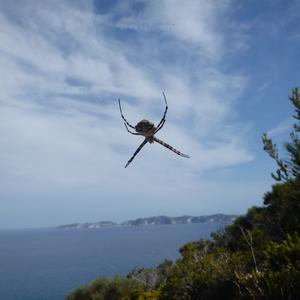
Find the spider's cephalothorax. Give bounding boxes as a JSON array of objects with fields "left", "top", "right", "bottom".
[
  {"left": 118, "top": 92, "right": 190, "bottom": 168},
  {"left": 135, "top": 119, "right": 156, "bottom": 140}
]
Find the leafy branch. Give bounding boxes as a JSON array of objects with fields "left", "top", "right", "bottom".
[{"left": 262, "top": 87, "right": 300, "bottom": 181}]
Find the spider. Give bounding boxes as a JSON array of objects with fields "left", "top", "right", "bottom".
[{"left": 118, "top": 92, "right": 190, "bottom": 168}]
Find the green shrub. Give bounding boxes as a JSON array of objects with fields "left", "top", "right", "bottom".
[{"left": 66, "top": 277, "right": 140, "bottom": 300}]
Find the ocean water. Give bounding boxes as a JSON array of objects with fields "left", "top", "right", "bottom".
[{"left": 0, "top": 222, "right": 226, "bottom": 300}]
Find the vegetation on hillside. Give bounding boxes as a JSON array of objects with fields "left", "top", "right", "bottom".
[{"left": 66, "top": 88, "right": 300, "bottom": 300}]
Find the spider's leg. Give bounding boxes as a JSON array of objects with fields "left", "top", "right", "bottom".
[
  {"left": 152, "top": 137, "right": 190, "bottom": 158},
  {"left": 123, "top": 122, "right": 140, "bottom": 135},
  {"left": 155, "top": 92, "right": 168, "bottom": 133},
  {"left": 118, "top": 99, "right": 136, "bottom": 129},
  {"left": 155, "top": 119, "right": 165, "bottom": 134},
  {"left": 125, "top": 139, "right": 148, "bottom": 168}
]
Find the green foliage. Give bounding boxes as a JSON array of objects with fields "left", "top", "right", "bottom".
[
  {"left": 213, "top": 176, "right": 300, "bottom": 251},
  {"left": 129, "top": 289, "right": 160, "bottom": 300},
  {"left": 235, "top": 234, "right": 300, "bottom": 299},
  {"left": 66, "top": 87, "right": 300, "bottom": 300},
  {"left": 127, "top": 260, "right": 173, "bottom": 291},
  {"left": 212, "top": 206, "right": 268, "bottom": 252},
  {"left": 159, "top": 240, "right": 242, "bottom": 300},
  {"left": 263, "top": 178, "right": 300, "bottom": 237},
  {"left": 262, "top": 87, "right": 300, "bottom": 181},
  {"left": 66, "top": 277, "right": 140, "bottom": 300}
]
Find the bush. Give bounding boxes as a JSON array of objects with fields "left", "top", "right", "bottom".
[{"left": 66, "top": 277, "right": 140, "bottom": 300}]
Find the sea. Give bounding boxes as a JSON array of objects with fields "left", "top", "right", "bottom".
[{"left": 0, "top": 222, "right": 226, "bottom": 300}]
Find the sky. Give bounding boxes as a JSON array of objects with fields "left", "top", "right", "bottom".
[{"left": 0, "top": 0, "right": 300, "bottom": 229}]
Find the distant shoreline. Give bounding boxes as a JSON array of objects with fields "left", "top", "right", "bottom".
[{"left": 58, "top": 213, "right": 237, "bottom": 229}]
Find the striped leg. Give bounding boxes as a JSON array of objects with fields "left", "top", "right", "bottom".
[
  {"left": 155, "top": 92, "right": 168, "bottom": 134},
  {"left": 125, "top": 139, "right": 148, "bottom": 168},
  {"left": 153, "top": 137, "right": 190, "bottom": 158},
  {"left": 118, "top": 99, "right": 136, "bottom": 130},
  {"left": 123, "top": 122, "right": 140, "bottom": 135}
]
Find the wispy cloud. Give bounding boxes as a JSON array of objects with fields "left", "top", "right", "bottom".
[
  {"left": 0, "top": 0, "right": 255, "bottom": 228},
  {"left": 267, "top": 119, "right": 293, "bottom": 138},
  {"left": 113, "top": 1, "right": 232, "bottom": 59}
]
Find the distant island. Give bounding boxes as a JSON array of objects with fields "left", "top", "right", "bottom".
[{"left": 58, "top": 214, "right": 237, "bottom": 229}]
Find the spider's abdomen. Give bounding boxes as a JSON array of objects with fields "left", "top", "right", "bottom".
[{"left": 135, "top": 119, "right": 156, "bottom": 136}]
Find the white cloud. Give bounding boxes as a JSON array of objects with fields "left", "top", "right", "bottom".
[
  {"left": 0, "top": 0, "right": 255, "bottom": 228},
  {"left": 114, "top": 0, "right": 232, "bottom": 60},
  {"left": 267, "top": 119, "right": 293, "bottom": 138}
]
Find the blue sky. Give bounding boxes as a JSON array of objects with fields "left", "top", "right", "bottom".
[{"left": 0, "top": 0, "right": 299, "bottom": 229}]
